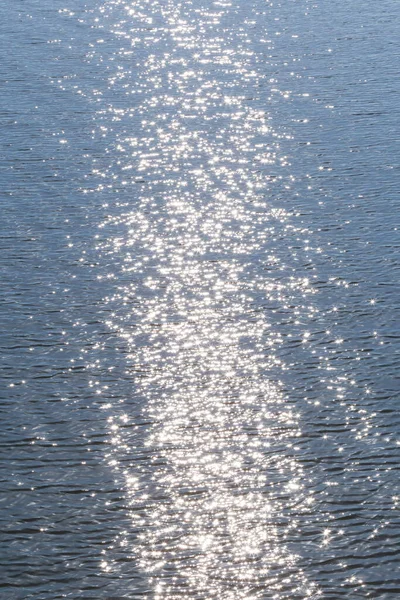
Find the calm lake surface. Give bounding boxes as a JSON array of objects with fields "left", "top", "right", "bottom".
[{"left": 1, "top": 0, "right": 399, "bottom": 598}]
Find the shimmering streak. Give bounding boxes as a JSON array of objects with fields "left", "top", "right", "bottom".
[{"left": 86, "top": 0, "right": 323, "bottom": 598}]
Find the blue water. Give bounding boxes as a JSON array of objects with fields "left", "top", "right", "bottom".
[{"left": 1, "top": 1, "right": 399, "bottom": 598}]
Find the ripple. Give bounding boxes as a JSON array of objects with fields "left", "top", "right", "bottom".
[{"left": 1, "top": 0, "right": 399, "bottom": 598}]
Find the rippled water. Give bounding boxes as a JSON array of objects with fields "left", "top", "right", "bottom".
[{"left": 1, "top": 0, "right": 399, "bottom": 598}]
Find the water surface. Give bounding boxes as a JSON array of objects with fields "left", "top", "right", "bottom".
[{"left": 1, "top": 0, "right": 399, "bottom": 598}]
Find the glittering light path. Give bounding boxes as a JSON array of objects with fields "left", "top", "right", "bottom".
[{"left": 86, "top": 1, "right": 320, "bottom": 597}]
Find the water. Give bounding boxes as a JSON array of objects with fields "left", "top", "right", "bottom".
[{"left": 1, "top": 0, "right": 399, "bottom": 598}]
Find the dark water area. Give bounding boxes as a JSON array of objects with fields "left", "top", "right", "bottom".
[{"left": 1, "top": 1, "right": 399, "bottom": 598}]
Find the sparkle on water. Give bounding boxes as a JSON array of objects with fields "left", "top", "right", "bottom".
[{"left": 87, "top": 1, "right": 322, "bottom": 596}]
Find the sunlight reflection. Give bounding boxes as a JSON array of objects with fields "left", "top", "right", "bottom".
[{"left": 87, "top": 0, "right": 323, "bottom": 597}]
